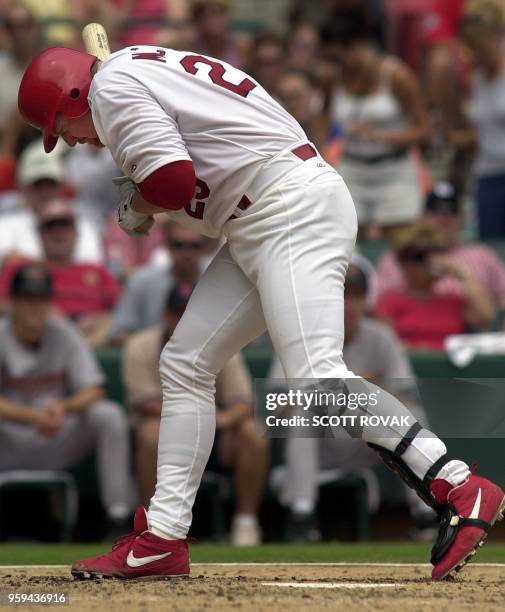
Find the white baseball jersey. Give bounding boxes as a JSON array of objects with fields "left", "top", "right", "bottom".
[{"left": 89, "top": 46, "right": 308, "bottom": 237}]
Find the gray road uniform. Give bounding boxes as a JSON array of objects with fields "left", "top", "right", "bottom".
[{"left": 0, "top": 316, "right": 131, "bottom": 515}]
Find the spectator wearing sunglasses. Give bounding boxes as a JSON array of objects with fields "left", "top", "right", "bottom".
[
  {"left": 375, "top": 222, "right": 495, "bottom": 350},
  {"left": 107, "top": 222, "right": 207, "bottom": 345},
  {"left": 375, "top": 182, "right": 505, "bottom": 307}
]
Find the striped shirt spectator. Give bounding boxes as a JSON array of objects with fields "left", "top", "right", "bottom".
[
  {"left": 376, "top": 244, "right": 505, "bottom": 306},
  {"left": 376, "top": 182, "right": 505, "bottom": 307}
]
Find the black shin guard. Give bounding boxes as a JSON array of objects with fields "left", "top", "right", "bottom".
[{"left": 367, "top": 423, "right": 450, "bottom": 512}]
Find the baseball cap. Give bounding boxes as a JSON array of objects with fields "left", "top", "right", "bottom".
[
  {"left": 425, "top": 181, "right": 459, "bottom": 215},
  {"left": 165, "top": 282, "right": 195, "bottom": 315},
  {"left": 345, "top": 264, "right": 368, "bottom": 293},
  {"left": 18, "top": 139, "right": 64, "bottom": 187},
  {"left": 10, "top": 264, "right": 53, "bottom": 298},
  {"left": 37, "top": 199, "right": 75, "bottom": 227},
  {"left": 345, "top": 254, "right": 377, "bottom": 310}
]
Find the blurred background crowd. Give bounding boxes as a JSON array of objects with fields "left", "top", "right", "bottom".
[{"left": 1, "top": 0, "right": 505, "bottom": 545}]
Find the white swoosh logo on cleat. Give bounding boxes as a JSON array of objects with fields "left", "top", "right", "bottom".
[
  {"left": 469, "top": 488, "right": 482, "bottom": 519},
  {"left": 126, "top": 550, "right": 172, "bottom": 567}
]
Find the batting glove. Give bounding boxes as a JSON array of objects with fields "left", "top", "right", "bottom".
[{"left": 113, "top": 176, "right": 154, "bottom": 237}]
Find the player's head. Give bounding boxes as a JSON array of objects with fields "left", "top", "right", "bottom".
[
  {"left": 287, "top": 23, "right": 319, "bottom": 73},
  {"left": 10, "top": 263, "right": 53, "bottom": 343},
  {"left": 18, "top": 47, "right": 100, "bottom": 153},
  {"left": 37, "top": 199, "right": 77, "bottom": 263},
  {"left": 394, "top": 222, "right": 445, "bottom": 290},
  {"left": 3, "top": 2, "right": 40, "bottom": 61},
  {"left": 17, "top": 139, "right": 65, "bottom": 210},
  {"left": 320, "top": 0, "right": 373, "bottom": 65},
  {"left": 250, "top": 32, "right": 286, "bottom": 93},
  {"left": 165, "top": 222, "right": 207, "bottom": 280},
  {"left": 192, "top": 0, "right": 230, "bottom": 37},
  {"left": 276, "top": 70, "right": 315, "bottom": 126},
  {"left": 344, "top": 258, "right": 370, "bottom": 340},
  {"left": 423, "top": 181, "right": 462, "bottom": 248},
  {"left": 460, "top": 0, "right": 505, "bottom": 64}
]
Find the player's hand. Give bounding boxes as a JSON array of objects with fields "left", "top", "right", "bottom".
[
  {"left": 36, "top": 400, "right": 65, "bottom": 436},
  {"left": 429, "top": 254, "right": 464, "bottom": 280},
  {"left": 348, "top": 122, "right": 376, "bottom": 141},
  {"left": 35, "top": 401, "right": 66, "bottom": 436},
  {"left": 113, "top": 176, "right": 154, "bottom": 237}
]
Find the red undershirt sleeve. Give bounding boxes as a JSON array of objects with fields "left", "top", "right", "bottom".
[{"left": 137, "top": 160, "right": 196, "bottom": 211}]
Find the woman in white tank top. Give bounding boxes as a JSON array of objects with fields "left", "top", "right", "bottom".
[{"left": 321, "top": 4, "right": 431, "bottom": 237}]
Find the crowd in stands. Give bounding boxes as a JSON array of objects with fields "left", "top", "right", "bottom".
[{"left": 2, "top": 0, "right": 505, "bottom": 543}]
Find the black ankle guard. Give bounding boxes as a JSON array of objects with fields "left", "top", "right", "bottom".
[
  {"left": 367, "top": 423, "right": 450, "bottom": 512},
  {"left": 430, "top": 503, "right": 491, "bottom": 564},
  {"left": 368, "top": 427, "right": 493, "bottom": 564}
]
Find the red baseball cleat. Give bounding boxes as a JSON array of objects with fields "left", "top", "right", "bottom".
[
  {"left": 430, "top": 474, "right": 505, "bottom": 580},
  {"left": 71, "top": 506, "right": 191, "bottom": 580}
]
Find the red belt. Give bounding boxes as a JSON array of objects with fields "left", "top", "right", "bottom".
[{"left": 228, "top": 144, "right": 318, "bottom": 220}]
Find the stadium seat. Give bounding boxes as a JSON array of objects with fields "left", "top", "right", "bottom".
[
  {"left": 0, "top": 470, "right": 78, "bottom": 541},
  {"left": 355, "top": 238, "right": 390, "bottom": 265},
  {"left": 243, "top": 350, "right": 273, "bottom": 379},
  {"left": 95, "top": 346, "right": 125, "bottom": 406}
]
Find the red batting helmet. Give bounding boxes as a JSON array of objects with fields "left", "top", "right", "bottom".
[{"left": 18, "top": 48, "right": 96, "bottom": 153}]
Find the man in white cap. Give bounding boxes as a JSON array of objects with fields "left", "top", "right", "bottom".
[{"left": 0, "top": 140, "right": 102, "bottom": 266}]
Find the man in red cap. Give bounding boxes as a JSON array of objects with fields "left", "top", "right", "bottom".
[{"left": 18, "top": 43, "right": 505, "bottom": 582}]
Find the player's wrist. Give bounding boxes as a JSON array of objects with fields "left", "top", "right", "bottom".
[
  {"left": 113, "top": 176, "right": 154, "bottom": 236},
  {"left": 131, "top": 191, "right": 157, "bottom": 215}
]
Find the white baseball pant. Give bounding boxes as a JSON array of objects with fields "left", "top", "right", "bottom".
[{"left": 148, "top": 155, "right": 469, "bottom": 538}]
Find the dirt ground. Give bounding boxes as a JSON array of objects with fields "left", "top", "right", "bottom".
[{"left": 1, "top": 564, "right": 504, "bottom": 612}]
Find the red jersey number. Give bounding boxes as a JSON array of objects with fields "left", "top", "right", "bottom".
[
  {"left": 185, "top": 178, "right": 209, "bottom": 220},
  {"left": 180, "top": 55, "right": 257, "bottom": 98}
]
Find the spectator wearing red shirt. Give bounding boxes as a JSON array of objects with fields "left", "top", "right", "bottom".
[
  {"left": 375, "top": 222, "right": 495, "bottom": 350},
  {"left": 0, "top": 200, "right": 121, "bottom": 346},
  {"left": 376, "top": 182, "right": 505, "bottom": 307}
]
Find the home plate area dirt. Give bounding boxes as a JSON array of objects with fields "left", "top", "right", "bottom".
[{"left": 1, "top": 565, "right": 504, "bottom": 611}]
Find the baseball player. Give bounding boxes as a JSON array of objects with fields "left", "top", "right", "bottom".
[{"left": 18, "top": 44, "right": 504, "bottom": 581}]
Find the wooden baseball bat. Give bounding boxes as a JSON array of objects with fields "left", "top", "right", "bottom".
[
  {"left": 82, "top": 22, "right": 111, "bottom": 60},
  {"left": 82, "top": 22, "right": 153, "bottom": 233}
]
